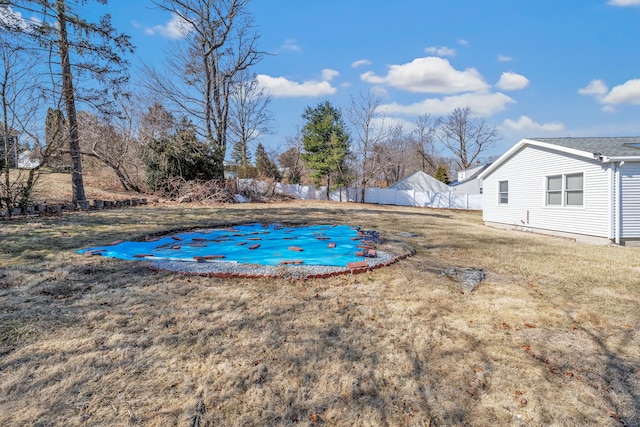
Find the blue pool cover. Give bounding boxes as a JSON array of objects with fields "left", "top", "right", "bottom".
[{"left": 78, "top": 223, "right": 367, "bottom": 267}]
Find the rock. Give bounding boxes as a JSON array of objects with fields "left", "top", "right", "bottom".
[
  {"left": 441, "top": 267, "right": 486, "bottom": 292},
  {"left": 233, "top": 194, "right": 251, "bottom": 203}
]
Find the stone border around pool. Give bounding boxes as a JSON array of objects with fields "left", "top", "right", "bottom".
[{"left": 147, "top": 251, "right": 414, "bottom": 280}]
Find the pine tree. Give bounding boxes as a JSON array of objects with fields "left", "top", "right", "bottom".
[
  {"left": 434, "top": 165, "right": 450, "bottom": 184},
  {"left": 254, "top": 143, "right": 281, "bottom": 180},
  {"left": 301, "top": 101, "right": 350, "bottom": 199}
]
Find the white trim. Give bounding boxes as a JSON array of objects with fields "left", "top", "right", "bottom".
[
  {"left": 602, "top": 156, "right": 640, "bottom": 162},
  {"left": 615, "top": 163, "right": 622, "bottom": 245},
  {"left": 608, "top": 165, "right": 614, "bottom": 239}
]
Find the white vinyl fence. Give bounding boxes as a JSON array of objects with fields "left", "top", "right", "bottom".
[{"left": 238, "top": 180, "right": 482, "bottom": 210}]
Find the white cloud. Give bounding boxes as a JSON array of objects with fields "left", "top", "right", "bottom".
[
  {"left": 458, "top": 39, "right": 469, "bottom": 46},
  {"left": 496, "top": 72, "right": 529, "bottom": 91},
  {"left": 256, "top": 74, "right": 337, "bottom": 98},
  {"left": 0, "top": 6, "right": 39, "bottom": 31},
  {"left": 378, "top": 91, "right": 515, "bottom": 118},
  {"left": 503, "top": 116, "right": 565, "bottom": 132},
  {"left": 145, "top": 13, "right": 191, "bottom": 39},
  {"left": 321, "top": 69, "right": 340, "bottom": 81},
  {"left": 280, "top": 38, "right": 301, "bottom": 52},
  {"left": 608, "top": 0, "right": 640, "bottom": 6},
  {"left": 424, "top": 46, "right": 456, "bottom": 57},
  {"left": 497, "top": 54, "right": 513, "bottom": 62},
  {"left": 370, "top": 85, "right": 389, "bottom": 98},
  {"left": 602, "top": 79, "right": 640, "bottom": 105},
  {"left": 352, "top": 59, "right": 372, "bottom": 68},
  {"left": 578, "top": 79, "right": 608, "bottom": 97},
  {"left": 360, "top": 57, "right": 489, "bottom": 94},
  {"left": 579, "top": 78, "right": 640, "bottom": 111}
]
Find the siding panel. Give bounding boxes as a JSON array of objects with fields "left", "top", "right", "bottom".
[
  {"left": 621, "top": 162, "right": 640, "bottom": 238},
  {"left": 483, "top": 146, "right": 610, "bottom": 238}
]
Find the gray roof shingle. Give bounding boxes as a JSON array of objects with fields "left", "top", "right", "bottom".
[{"left": 530, "top": 137, "right": 640, "bottom": 157}]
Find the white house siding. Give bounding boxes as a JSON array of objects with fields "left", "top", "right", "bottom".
[
  {"left": 483, "top": 145, "right": 611, "bottom": 238},
  {"left": 620, "top": 162, "right": 640, "bottom": 238}
]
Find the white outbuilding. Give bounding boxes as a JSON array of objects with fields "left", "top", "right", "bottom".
[
  {"left": 479, "top": 137, "right": 640, "bottom": 246},
  {"left": 389, "top": 170, "right": 452, "bottom": 193}
]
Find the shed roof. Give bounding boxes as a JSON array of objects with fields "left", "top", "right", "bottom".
[{"left": 389, "top": 170, "right": 451, "bottom": 193}]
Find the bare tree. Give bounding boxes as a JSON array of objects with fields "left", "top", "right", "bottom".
[
  {"left": 410, "top": 113, "right": 439, "bottom": 175},
  {"left": 279, "top": 129, "right": 305, "bottom": 184},
  {"left": 0, "top": 36, "right": 82, "bottom": 209},
  {"left": 148, "top": 0, "right": 263, "bottom": 180},
  {"left": 438, "top": 106, "right": 501, "bottom": 170},
  {"left": 229, "top": 70, "right": 272, "bottom": 168},
  {"left": 139, "top": 102, "right": 177, "bottom": 143},
  {"left": 0, "top": 37, "right": 49, "bottom": 209},
  {"left": 2, "top": 1, "right": 134, "bottom": 203},
  {"left": 76, "top": 95, "right": 144, "bottom": 193},
  {"left": 381, "top": 122, "right": 411, "bottom": 186},
  {"left": 347, "top": 90, "right": 387, "bottom": 202}
]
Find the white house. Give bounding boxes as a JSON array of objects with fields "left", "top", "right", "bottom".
[
  {"left": 450, "top": 163, "right": 491, "bottom": 195},
  {"left": 478, "top": 137, "right": 640, "bottom": 246}
]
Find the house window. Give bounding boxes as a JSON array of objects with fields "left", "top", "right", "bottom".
[
  {"left": 498, "top": 180, "right": 508, "bottom": 204},
  {"left": 546, "top": 175, "right": 562, "bottom": 205},
  {"left": 545, "top": 173, "right": 583, "bottom": 207},
  {"left": 565, "top": 173, "right": 583, "bottom": 206}
]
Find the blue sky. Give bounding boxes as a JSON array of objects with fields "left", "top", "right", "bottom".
[{"left": 8, "top": 0, "right": 640, "bottom": 160}]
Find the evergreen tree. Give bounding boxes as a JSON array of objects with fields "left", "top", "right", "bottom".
[
  {"left": 434, "top": 165, "right": 450, "bottom": 184},
  {"left": 142, "top": 118, "right": 219, "bottom": 195},
  {"left": 300, "top": 101, "right": 350, "bottom": 199},
  {"left": 254, "top": 143, "right": 281, "bottom": 181}
]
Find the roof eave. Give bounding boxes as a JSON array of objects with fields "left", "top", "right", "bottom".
[{"left": 478, "top": 138, "right": 601, "bottom": 179}]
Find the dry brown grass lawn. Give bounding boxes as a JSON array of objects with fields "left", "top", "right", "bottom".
[{"left": 1, "top": 197, "right": 639, "bottom": 426}]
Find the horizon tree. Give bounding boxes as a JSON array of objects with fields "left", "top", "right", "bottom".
[
  {"left": 229, "top": 70, "right": 272, "bottom": 170},
  {"left": 411, "top": 113, "right": 439, "bottom": 175},
  {"left": 438, "top": 106, "right": 500, "bottom": 170},
  {"left": 0, "top": 39, "right": 46, "bottom": 209},
  {"left": 301, "top": 100, "right": 350, "bottom": 199},
  {"left": 347, "top": 90, "right": 386, "bottom": 202},
  {"left": 1, "top": 1, "right": 135, "bottom": 203},
  {"left": 254, "top": 142, "right": 280, "bottom": 180},
  {"left": 147, "top": 0, "right": 263, "bottom": 180}
]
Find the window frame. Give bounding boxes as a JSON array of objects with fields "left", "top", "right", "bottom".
[
  {"left": 544, "top": 172, "right": 584, "bottom": 208},
  {"left": 498, "top": 180, "right": 508, "bottom": 205},
  {"left": 546, "top": 175, "right": 562, "bottom": 206}
]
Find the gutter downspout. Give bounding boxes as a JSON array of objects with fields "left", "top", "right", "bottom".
[
  {"left": 615, "top": 161, "right": 625, "bottom": 245},
  {"left": 609, "top": 165, "right": 614, "bottom": 241}
]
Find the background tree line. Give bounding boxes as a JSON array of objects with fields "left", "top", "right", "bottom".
[{"left": 0, "top": 0, "right": 499, "bottom": 209}]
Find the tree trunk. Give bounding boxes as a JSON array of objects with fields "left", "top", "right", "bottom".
[{"left": 57, "top": 0, "right": 86, "bottom": 203}]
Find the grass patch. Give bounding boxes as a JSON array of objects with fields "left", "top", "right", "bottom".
[{"left": 0, "top": 201, "right": 638, "bottom": 426}]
